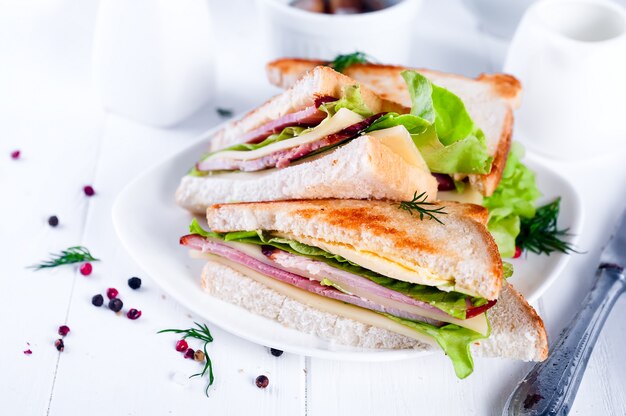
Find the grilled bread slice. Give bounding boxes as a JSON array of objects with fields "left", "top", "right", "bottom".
[
  {"left": 205, "top": 199, "right": 503, "bottom": 300},
  {"left": 266, "top": 59, "right": 522, "bottom": 196}
]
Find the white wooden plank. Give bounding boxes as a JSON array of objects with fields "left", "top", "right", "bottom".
[{"left": 45, "top": 116, "right": 305, "bottom": 415}]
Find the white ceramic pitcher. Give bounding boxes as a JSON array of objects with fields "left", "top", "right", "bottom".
[
  {"left": 504, "top": 0, "right": 626, "bottom": 160},
  {"left": 92, "top": 0, "right": 215, "bottom": 127}
]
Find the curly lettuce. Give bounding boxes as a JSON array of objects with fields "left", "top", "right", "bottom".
[{"left": 483, "top": 143, "right": 541, "bottom": 257}]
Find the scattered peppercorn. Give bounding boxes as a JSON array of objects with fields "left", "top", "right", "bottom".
[
  {"left": 514, "top": 246, "right": 522, "bottom": 259},
  {"left": 92, "top": 294, "right": 104, "bottom": 307},
  {"left": 184, "top": 348, "right": 195, "bottom": 359},
  {"left": 194, "top": 349, "right": 205, "bottom": 362},
  {"left": 58, "top": 325, "right": 70, "bottom": 336},
  {"left": 255, "top": 375, "right": 269, "bottom": 389},
  {"left": 108, "top": 298, "right": 123, "bottom": 312},
  {"left": 216, "top": 107, "right": 234, "bottom": 117},
  {"left": 128, "top": 277, "right": 142, "bottom": 290},
  {"left": 175, "top": 339, "right": 188, "bottom": 352},
  {"left": 127, "top": 308, "right": 142, "bottom": 320},
  {"left": 270, "top": 348, "right": 283, "bottom": 357},
  {"left": 10, "top": 150, "right": 20, "bottom": 160},
  {"left": 54, "top": 339, "right": 64, "bottom": 352},
  {"left": 106, "top": 288, "right": 119, "bottom": 299},
  {"left": 79, "top": 262, "right": 92, "bottom": 276},
  {"left": 23, "top": 349, "right": 32, "bottom": 355},
  {"left": 83, "top": 185, "right": 95, "bottom": 196},
  {"left": 48, "top": 216, "right": 59, "bottom": 227}
]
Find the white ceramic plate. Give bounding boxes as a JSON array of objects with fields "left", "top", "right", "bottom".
[{"left": 112, "top": 125, "right": 583, "bottom": 361}]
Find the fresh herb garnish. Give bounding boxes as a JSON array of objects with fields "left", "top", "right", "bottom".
[
  {"left": 516, "top": 198, "right": 578, "bottom": 255},
  {"left": 29, "top": 246, "right": 99, "bottom": 270},
  {"left": 216, "top": 107, "right": 233, "bottom": 118},
  {"left": 329, "top": 52, "right": 368, "bottom": 73},
  {"left": 398, "top": 192, "right": 447, "bottom": 225},
  {"left": 158, "top": 322, "right": 215, "bottom": 396}
]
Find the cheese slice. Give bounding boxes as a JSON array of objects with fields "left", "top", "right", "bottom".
[
  {"left": 439, "top": 186, "right": 484, "bottom": 205},
  {"left": 206, "top": 108, "right": 364, "bottom": 162},
  {"left": 275, "top": 233, "right": 452, "bottom": 288},
  {"left": 368, "top": 126, "right": 430, "bottom": 171},
  {"left": 198, "top": 252, "right": 440, "bottom": 348}
]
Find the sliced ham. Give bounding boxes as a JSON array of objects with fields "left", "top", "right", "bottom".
[
  {"left": 197, "top": 113, "right": 383, "bottom": 172},
  {"left": 180, "top": 234, "right": 446, "bottom": 326},
  {"left": 433, "top": 173, "right": 456, "bottom": 191},
  {"left": 237, "top": 96, "right": 337, "bottom": 144}
]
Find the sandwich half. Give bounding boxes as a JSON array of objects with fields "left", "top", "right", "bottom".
[
  {"left": 181, "top": 200, "right": 548, "bottom": 378},
  {"left": 266, "top": 58, "right": 543, "bottom": 259},
  {"left": 266, "top": 58, "right": 522, "bottom": 197},
  {"left": 176, "top": 66, "right": 438, "bottom": 214}
]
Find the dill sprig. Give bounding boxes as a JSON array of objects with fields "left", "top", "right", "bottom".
[
  {"left": 329, "top": 52, "right": 368, "bottom": 73},
  {"left": 398, "top": 191, "right": 447, "bottom": 225},
  {"left": 158, "top": 322, "right": 215, "bottom": 396},
  {"left": 516, "top": 197, "right": 579, "bottom": 255},
  {"left": 29, "top": 246, "right": 99, "bottom": 270}
]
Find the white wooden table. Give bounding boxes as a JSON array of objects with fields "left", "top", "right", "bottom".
[{"left": 2, "top": 1, "right": 626, "bottom": 415}]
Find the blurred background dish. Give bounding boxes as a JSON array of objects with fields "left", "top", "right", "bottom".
[
  {"left": 504, "top": 0, "right": 626, "bottom": 160},
  {"left": 93, "top": 0, "right": 216, "bottom": 127},
  {"left": 256, "top": 0, "right": 422, "bottom": 64},
  {"left": 462, "top": 0, "right": 537, "bottom": 39}
]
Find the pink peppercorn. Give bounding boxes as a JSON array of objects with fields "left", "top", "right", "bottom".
[{"left": 79, "top": 263, "right": 92, "bottom": 276}]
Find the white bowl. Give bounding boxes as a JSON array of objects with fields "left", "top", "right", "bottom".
[{"left": 256, "top": 0, "right": 422, "bottom": 65}]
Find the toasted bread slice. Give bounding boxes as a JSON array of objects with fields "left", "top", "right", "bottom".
[
  {"left": 200, "top": 260, "right": 548, "bottom": 361},
  {"left": 266, "top": 59, "right": 522, "bottom": 196},
  {"left": 210, "top": 65, "right": 407, "bottom": 152},
  {"left": 205, "top": 199, "right": 502, "bottom": 300},
  {"left": 176, "top": 133, "right": 438, "bottom": 214}
]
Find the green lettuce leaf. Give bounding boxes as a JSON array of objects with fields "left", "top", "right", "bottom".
[
  {"left": 366, "top": 70, "right": 492, "bottom": 174},
  {"left": 189, "top": 221, "right": 485, "bottom": 319},
  {"left": 384, "top": 314, "right": 487, "bottom": 379},
  {"left": 329, "top": 52, "right": 368, "bottom": 73},
  {"left": 483, "top": 143, "right": 541, "bottom": 257},
  {"left": 319, "top": 84, "right": 373, "bottom": 117}
]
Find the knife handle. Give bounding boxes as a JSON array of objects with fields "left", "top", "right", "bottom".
[{"left": 504, "top": 264, "right": 625, "bottom": 416}]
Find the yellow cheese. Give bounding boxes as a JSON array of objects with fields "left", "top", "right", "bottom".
[
  {"left": 276, "top": 233, "right": 452, "bottom": 288},
  {"left": 368, "top": 126, "right": 430, "bottom": 171},
  {"left": 205, "top": 108, "right": 364, "bottom": 162},
  {"left": 439, "top": 186, "right": 484, "bottom": 205}
]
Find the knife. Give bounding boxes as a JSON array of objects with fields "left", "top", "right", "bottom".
[{"left": 503, "top": 210, "right": 626, "bottom": 416}]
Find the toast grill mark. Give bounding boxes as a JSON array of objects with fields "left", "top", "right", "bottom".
[{"left": 291, "top": 207, "right": 439, "bottom": 254}]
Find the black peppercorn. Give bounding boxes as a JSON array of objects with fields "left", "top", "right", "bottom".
[
  {"left": 128, "top": 277, "right": 142, "bottom": 290},
  {"left": 270, "top": 348, "right": 283, "bottom": 357},
  {"left": 91, "top": 294, "right": 104, "bottom": 307},
  {"left": 109, "top": 298, "right": 123, "bottom": 312},
  {"left": 48, "top": 216, "right": 59, "bottom": 227}
]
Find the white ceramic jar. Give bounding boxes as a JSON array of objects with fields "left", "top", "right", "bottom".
[
  {"left": 92, "top": 0, "right": 215, "bottom": 127},
  {"left": 504, "top": 0, "right": 626, "bottom": 160},
  {"left": 256, "top": 0, "right": 422, "bottom": 65}
]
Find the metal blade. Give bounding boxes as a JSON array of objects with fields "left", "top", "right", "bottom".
[{"left": 600, "top": 209, "right": 626, "bottom": 267}]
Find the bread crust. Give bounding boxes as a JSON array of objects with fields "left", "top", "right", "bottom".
[
  {"left": 205, "top": 199, "right": 503, "bottom": 299},
  {"left": 265, "top": 59, "right": 522, "bottom": 196}
]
